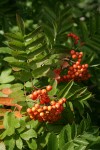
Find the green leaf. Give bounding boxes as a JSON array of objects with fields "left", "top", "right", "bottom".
[
  {"left": 67, "top": 87, "right": 87, "bottom": 99},
  {"left": 20, "top": 129, "right": 37, "bottom": 140},
  {"left": 25, "top": 26, "right": 42, "bottom": 40},
  {"left": 9, "top": 90, "right": 25, "bottom": 103},
  {"left": 3, "top": 112, "right": 20, "bottom": 129},
  {"left": 27, "top": 44, "right": 46, "bottom": 59},
  {"left": 6, "top": 127, "right": 15, "bottom": 136},
  {"left": 5, "top": 32, "right": 24, "bottom": 42},
  {"left": 59, "top": 126, "right": 68, "bottom": 149},
  {"left": 32, "top": 65, "right": 50, "bottom": 78},
  {"left": 74, "top": 138, "right": 89, "bottom": 146},
  {"left": 62, "top": 141, "right": 74, "bottom": 150},
  {"left": 65, "top": 124, "right": 72, "bottom": 141},
  {"left": 0, "top": 47, "right": 12, "bottom": 54},
  {"left": 71, "top": 123, "right": 77, "bottom": 139},
  {"left": 49, "top": 80, "right": 57, "bottom": 96},
  {"left": 81, "top": 133, "right": 98, "bottom": 142},
  {"left": 74, "top": 145, "right": 86, "bottom": 150},
  {"left": 10, "top": 62, "right": 29, "bottom": 70},
  {"left": 10, "top": 83, "right": 23, "bottom": 92},
  {"left": 16, "top": 137, "right": 23, "bottom": 150},
  {"left": 8, "top": 41, "right": 25, "bottom": 51},
  {"left": 58, "top": 80, "right": 74, "bottom": 98},
  {"left": 0, "top": 84, "right": 11, "bottom": 90},
  {"left": 0, "top": 130, "right": 8, "bottom": 140},
  {"left": 3, "top": 112, "right": 9, "bottom": 129},
  {"left": 26, "top": 120, "right": 40, "bottom": 130},
  {"left": 4, "top": 57, "right": 18, "bottom": 63},
  {"left": 46, "top": 124, "right": 63, "bottom": 134},
  {"left": 16, "top": 14, "right": 25, "bottom": 35},
  {"left": 79, "top": 93, "right": 92, "bottom": 102},
  {"left": 78, "top": 119, "right": 86, "bottom": 135},
  {"left": 4, "top": 137, "right": 15, "bottom": 150},
  {"left": 14, "top": 71, "right": 32, "bottom": 82},
  {"left": 47, "top": 133, "right": 58, "bottom": 150},
  {"left": 68, "top": 101, "right": 74, "bottom": 112},
  {"left": 0, "top": 69, "right": 15, "bottom": 84},
  {"left": 26, "top": 139, "right": 37, "bottom": 150},
  {"left": 73, "top": 100, "right": 84, "bottom": 115},
  {"left": 26, "top": 36, "right": 45, "bottom": 49},
  {"left": 37, "top": 132, "right": 50, "bottom": 148},
  {"left": 80, "top": 20, "right": 89, "bottom": 40}
]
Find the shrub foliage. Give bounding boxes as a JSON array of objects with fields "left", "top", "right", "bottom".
[{"left": 0, "top": 0, "right": 100, "bottom": 149}]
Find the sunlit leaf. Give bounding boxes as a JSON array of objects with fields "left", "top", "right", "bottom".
[{"left": 0, "top": 69, "right": 15, "bottom": 84}]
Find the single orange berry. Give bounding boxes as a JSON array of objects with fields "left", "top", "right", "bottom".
[
  {"left": 46, "top": 85, "right": 52, "bottom": 91},
  {"left": 40, "top": 112, "right": 44, "bottom": 117},
  {"left": 62, "top": 98, "right": 66, "bottom": 103},
  {"left": 27, "top": 108, "right": 32, "bottom": 113},
  {"left": 28, "top": 94, "right": 33, "bottom": 99},
  {"left": 48, "top": 106, "right": 52, "bottom": 111},
  {"left": 41, "top": 89, "right": 47, "bottom": 94},
  {"left": 50, "top": 100, "right": 56, "bottom": 105},
  {"left": 72, "top": 54, "right": 77, "bottom": 59},
  {"left": 34, "top": 104, "right": 40, "bottom": 109},
  {"left": 32, "top": 107, "right": 36, "bottom": 112}
]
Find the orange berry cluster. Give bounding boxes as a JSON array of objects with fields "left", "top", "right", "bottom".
[
  {"left": 67, "top": 33, "right": 80, "bottom": 44},
  {"left": 27, "top": 98, "right": 66, "bottom": 123},
  {"left": 53, "top": 33, "right": 91, "bottom": 83},
  {"left": 27, "top": 85, "right": 66, "bottom": 123},
  {"left": 62, "top": 50, "right": 91, "bottom": 82},
  {"left": 29, "top": 85, "right": 52, "bottom": 104},
  {"left": 54, "top": 49, "right": 91, "bottom": 83}
]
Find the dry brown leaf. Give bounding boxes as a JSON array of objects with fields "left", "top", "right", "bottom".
[
  {"left": 0, "top": 97, "right": 22, "bottom": 111},
  {"left": 2, "top": 88, "right": 12, "bottom": 95}
]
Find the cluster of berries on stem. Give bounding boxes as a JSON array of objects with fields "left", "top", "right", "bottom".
[
  {"left": 54, "top": 33, "right": 91, "bottom": 83},
  {"left": 27, "top": 85, "right": 66, "bottom": 123}
]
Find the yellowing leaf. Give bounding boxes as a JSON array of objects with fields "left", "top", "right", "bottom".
[{"left": 0, "top": 97, "right": 22, "bottom": 111}]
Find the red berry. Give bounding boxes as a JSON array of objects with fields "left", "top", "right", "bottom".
[
  {"left": 32, "top": 91, "right": 38, "bottom": 100},
  {"left": 72, "top": 54, "right": 77, "bottom": 59},
  {"left": 70, "top": 50, "right": 75, "bottom": 55}
]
